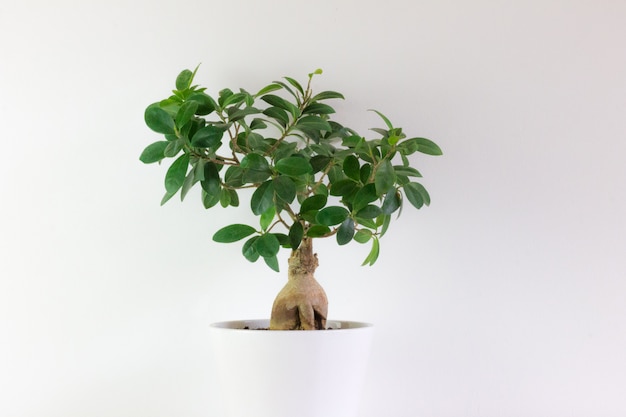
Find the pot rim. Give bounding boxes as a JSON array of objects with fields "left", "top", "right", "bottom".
[{"left": 210, "top": 319, "right": 373, "bottom": 331}]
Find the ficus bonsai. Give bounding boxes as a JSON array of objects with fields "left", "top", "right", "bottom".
[{"left": 141, "top": 67, "right": 442, "bottom": 330}]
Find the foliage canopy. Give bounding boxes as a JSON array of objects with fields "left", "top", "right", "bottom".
[{"left": 141, "top": 67, "right": 442, "bottom": 271}]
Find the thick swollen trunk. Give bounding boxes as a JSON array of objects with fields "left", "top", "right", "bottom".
[{"left": 269, "top": 238, "right": 328, "bottom": 330}]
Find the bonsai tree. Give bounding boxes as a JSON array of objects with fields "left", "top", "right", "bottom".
[{"left": 140, "top": 67, "right": 442, "bottom": 330}]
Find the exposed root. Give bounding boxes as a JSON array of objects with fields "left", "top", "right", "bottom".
[{"left": 269, "top": 238, "right": 328, "bottom": 330}]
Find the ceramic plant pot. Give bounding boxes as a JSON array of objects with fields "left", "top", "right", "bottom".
[{"left": 209, "top": 319, "right": 374, "bottom": 417}]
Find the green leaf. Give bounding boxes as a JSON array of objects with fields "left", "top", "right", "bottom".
[
  {"left": 242, "top": 236, "right": 260, "bottom": 262},
  {"left": 381, "top": 189, "right": 401, "bottom": 215},
  {"left": 274, "top": 233, "right": 290, "bottom": 247},
  {"left": 219, "top": 187, "right": 231, "bottom": 207},
  {"left": 241, "top": 153, "right": 269, "bottom": 171},
  {"left": 194, "top": 154, "right": 206, "bottom": 179},
  {"left": 264, "top": 255, "right": 280, "bottom": 272},
  {"left": 191, "top": 125, "right": 224, "bottom": 148},
  {"left": 300, "top": 194, "right": 327, "bottom": 214},
  {"left": 261, "top": 94, "right": 299, "bottom": 118},
  {"left": 176, "top": 100, "right": 198, "bottom": 128},
  {"left": 289, "top": 222, "right": 304, "bottom": 250},
  {"left": 218, "top": 88, "right": 234, "bottom": 107},
  {"left": 176, "top": 69, "right": 193, "bottom": 91},
  {"left": 342, "top": 135, "right": 363, "bottom": 148},
  {"left": 275, "top": 157, "right": 313, "bottom": 176},
  {"left": 202, "top": 189, "right": 221, "bottom": 209},
  {"left": 343, "top": 155, "right": 361, "bottom": 181},
  {"left": 369, "top": 109, "right": 393, "bottom": 129},
  {"left": 139, "top": 141, "right": 169, "bottom": 164},
  {"left": 242, "top": 161, "right": 272, "bottom": 184},
  {"left": 393, "top": 166, "right": 422, "bottom": 177},
  {"left": 180, "top": 168, "right": 196, "bottom": 202},
  {"left": 164, "top": 139, "right": 183, "bottom": 158},
  {"left": 175, "top": 69, "right": 194, "bottom": 90},
  {"left": 228, "top": 189, "right": 240, "bottom": 207},
  {"left": 329, "top": 179, "right": 358, "bottom": 197},
  {"left": 358, "top": 218, "right": 377, "bottom": 229},
  {"left": 400, "top": 153, "right": 410, "bottom": 167},
  {"left": 310, "top": 155, "right": 332, "bottom": 173},
  {"left": 213, "top": 224, "right": 257, "bottom": 243},
  {"left": 380, "top": 214, "right": 392, "bottom": 237},
  {"left": 388, "top": 134, "right": 403, "bottom": 146},
  {"left": 310, "top": 143, "right": 335, "bottom": 157},
  {"left": 221, "top": 92, "right": 248, "bottom": 108},
  {"left": 273, "top": 176, "right": 296, "bottom": 204},
  {"left": 414, "top": 137, "right": 443, "bottom": 156},
  {"left": 370, "top": 127, "right": 389, "bottom": 138},
  {"left": 271, "top": 81, "right": 298, "bottom": 101},
  {"left": 306, "top": 225, "right": 331, "bottom": 237},
  {"left": 356, "top": 204, "right": 382, "bottom": 219},
  {"left": 399, "top": 137, "right": 443, "bottom": 156},
  {"left": 310, "top": 91, "right": 345, "bottom": 102},
  {"left": 316, "top": 206, "right": 349, "bottom": 226},
  {"left": 256, "top": 233, "right": 280, "bottom": 258},
  {"left": 145, "top": 105, "right": 176, "bottom": 134},
  {"left": 250, "top": 180, "right": 275, "bottom": 215},
  {"left": 362, "top": 237, "right": 380, "bottom": 266},
  {"left": 360, "top": 163, "right": 372, "bottom": 183},
  {"left": 201, "top": 162, "right": 221, "bottom": 196},
  {"left": 260, "top": 206, "right": 276, "bottom": 231},
  {"left": 263, "top": 107, "right": 289, "bottom": 127},
  {"left": 272, "top": 141, "right": 298, "bottom": 162},
  {"left": 241, "top": 154, "right": 271, "bottom": 183},
  {"left": 188, "top": 92, "right": 216, "bottom": 115},
  {"left": 261, "top": 94, "right": 300, "bottom": 119},
  {"left": 404, "top": 182, "right": 431, "bottom": 209},
  {"left": 354, "top": 229, "right": 372, "bottom": 244},
  {"left": 242, "top": 168, "right": 272, "bottom": 184},
  {"left": 224, "top": 166, "right": 244, "bottom": 187},
  {"left": 256, "top": 83, "right": 283, "bottom": 96},
  {"left": 244, "top": 93, "right": 254, "bottom": 107},
  {"left": 336, "top": 218, "right": 355, "bottom": 245},
  {"left": 303, "top": 103, "right": 336, "bottom": 115},
  {"left": 164, "top": 154, "right": 189, "bottom": 194},
  {"left": 375, "top": 159, "right": 396, "bottom": 195},
  {"left": 284, "top": 76, "right": 304, "bottom": 95},
  {"left": 228, "top": 106, "right": 261, "bottom": 122},
  {"left": 352, "top": 183, "right": 378, "bottom": 212},
  {"left": 314, "top": 183, "right": 329, "bottom": 197},
  {"left": 250, "top": 118, "right": 268, "bottom": 130},
  {"left": 158, "top": 97, "right": 181, "bottom": 116},
  {"left": 295, "top": 115, "right": 332, "bottom": 132}
]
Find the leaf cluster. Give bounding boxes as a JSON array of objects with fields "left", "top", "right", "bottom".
[{"left": 141, "top": 67, "right": 442, "bottom": 271}]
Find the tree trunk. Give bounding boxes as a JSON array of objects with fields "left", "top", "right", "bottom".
[{"left": 269, "top": 238, "right": 328, "bottom": 330}]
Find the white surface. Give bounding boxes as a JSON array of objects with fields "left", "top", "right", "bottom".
[
  {"left": 210, "top": 320, "right": 373, "bottom": 417},
  {"left": 1, "top": 1, "right": 625, "bottom": 416}
]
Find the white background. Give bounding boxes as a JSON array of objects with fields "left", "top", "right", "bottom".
[{"left": 1, "top": 1, "right": 625, "bottom": 416}]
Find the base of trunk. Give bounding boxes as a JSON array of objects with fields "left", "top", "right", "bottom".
[{"left": 270, "top": 238, "right": 328, "bottom": 330}]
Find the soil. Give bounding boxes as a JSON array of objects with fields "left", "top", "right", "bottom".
[{"left": 242, "top": 326, "right": 333, "bottom": 330}]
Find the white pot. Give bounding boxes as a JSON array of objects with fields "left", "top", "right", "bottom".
[{"left": 209, "top": 319, "right": 374, "bottom": 417}]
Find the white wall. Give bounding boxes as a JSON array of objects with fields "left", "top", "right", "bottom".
[{"left": 1, "top": 1, "right": 625, "bottom": 416}]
